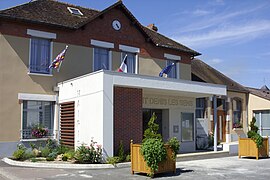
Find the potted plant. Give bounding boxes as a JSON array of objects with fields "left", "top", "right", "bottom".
[
  {"left": 130, "top": 113, "right": 180, "bottom": 177},
  {"left": 31, "top": 125, "right": 49, "bottom": 138},
  {"left": 238, "top": 117, "right": 269, "bottom": 160}
]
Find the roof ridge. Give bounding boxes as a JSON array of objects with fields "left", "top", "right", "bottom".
[{"left": 55, "top": 0, "right": 100, "bottom": 13}]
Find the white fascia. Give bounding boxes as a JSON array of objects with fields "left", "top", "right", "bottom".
[
  {"left": 164, "top": 53, "right": 181, "bottom": 61},
  {"left": 27, "top": 29, "right": 56, "bottom": 39},
  {"left": 18, "top": 93, "right": 57, "bottom": 101},
  {"left": 91, "top": 39, "right": 114, "bottom": 49},
  {"left": 119, "top": 44, "right": 140, "bottom": 53}
]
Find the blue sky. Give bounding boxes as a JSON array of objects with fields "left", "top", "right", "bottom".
[{"left": 1, "top": 0, "right": 270, "bottom": 88}]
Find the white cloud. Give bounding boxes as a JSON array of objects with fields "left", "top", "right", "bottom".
[
  {"left": 173, "top": 4, "right": 266, "bottom": 34},
  {"left": 192, "top": 9, "right": 212, "bottom": 16},
  {"left": 207, "top": 58, "right": 223, "bottom": 65},
  {"left": 173, "top": 20, "right": 270, "bottom": 48}
]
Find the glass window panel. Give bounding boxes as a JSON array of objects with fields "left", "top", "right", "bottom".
[
  {"left": 30, "top": 37, "right": 51, "bottom": 74},
  {"left": 196, "top": 98, "right": 205, "bottom": 118},
  {"left": 22, "top": 100, "right": 54, "bottom": 139},
  {"left": 261, "top": 111, "right": 270, "bottom": 127},
  {"left": 166, "top": 60, "right": 177, "bottom": 78},
  {"left": 122, "top": 52, "right": 135, "bottom": 73},
  {"left": 262, "top": 129, "right": 270, "bottom": 136},
  {"left": 254, "top": 112, "right": 260, "bottom": 127},
  {"left": 181, "top": 113, "right": 194, "bottom": 141},
  {"left": 94, "top": 47, "right": 109, "bottom": 71}
]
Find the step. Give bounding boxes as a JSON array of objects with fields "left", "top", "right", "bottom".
[{"left": 176, "top": 150, "right": 230, "bottom": 162}]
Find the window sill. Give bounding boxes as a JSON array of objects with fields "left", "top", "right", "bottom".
[
  {"left": 20, "top": 137, "right": 53, "bottom": 142},
  {"left": 28, "top": 72, "right": 53, "bottom": 77},
  {"left": 233, "top": 128, "right": 243, "bottom": 131}
]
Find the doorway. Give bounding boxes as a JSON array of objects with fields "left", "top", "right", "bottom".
[{"left": 211, "top": 110, "right": 226, "bottom": 142}]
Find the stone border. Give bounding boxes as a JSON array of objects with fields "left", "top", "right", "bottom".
[{"left": 2, "top": 158, "right": 131, "bottom": 169}]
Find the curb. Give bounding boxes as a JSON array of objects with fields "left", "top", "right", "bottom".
[{"left": 2, "top": 158, "right": 131, "bottom": 169}]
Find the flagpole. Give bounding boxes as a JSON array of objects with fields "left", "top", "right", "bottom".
[{"left": 57, "top": 45, "right": 68, "bottom": 72}]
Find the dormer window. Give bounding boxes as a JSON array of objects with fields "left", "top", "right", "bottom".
[{"left": 67, "top": 7, "right": 83, "bottom": 16}]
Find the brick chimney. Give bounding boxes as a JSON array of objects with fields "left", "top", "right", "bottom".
[{"left": 147, "top": 24, "right": 158, "bottom": 32}]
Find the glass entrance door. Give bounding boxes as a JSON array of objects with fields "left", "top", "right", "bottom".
[{"left": 143, "top": 109, "right": 162, "bottom": 136}]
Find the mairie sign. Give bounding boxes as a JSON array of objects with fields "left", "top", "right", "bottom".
[{"left": 143, "top": 95, "right": 193, "bottom": 107}]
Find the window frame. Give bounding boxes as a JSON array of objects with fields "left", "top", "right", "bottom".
[
  {"left": 232, "top": 98, "right": 242, "bottom": 127},
  {"left": 28, "top": 37, "right": 53, "bottom": 75},
  {"left": 21, "top": 100, "right": 55, "bottom": 140},
  {"left": 181, "top": 112, "right": 195, "bottom": 142},
  {"left": 27, "top": 29, "right": 56, "bottom": 76},
  {"left": 92, "top": 47, "right": 112, "bottom": 71},
  {"left": 121, "top": 51, "right": 137, "bottom": 74},
  {"left": 166, "top": 59, "right": 179, "bottom": 79},
  {"left": 19, "top": 93, "right": 56, "bottom": 140}
]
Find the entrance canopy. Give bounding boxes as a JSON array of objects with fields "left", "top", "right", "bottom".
[{"left": 58, "top": 70, "right": 226, "bottom": 156}]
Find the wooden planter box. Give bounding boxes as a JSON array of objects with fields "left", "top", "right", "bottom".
[
  {"left": 238, "top": 137, "right": 269, "bottom": 160},
  {"left": 130, "top": 141, "right": 176, "bottom": 175}
]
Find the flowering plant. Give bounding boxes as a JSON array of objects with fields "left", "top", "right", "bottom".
[
  {"left": 233, "top": 121, "right": 243, "bottom": 128},
  {"left": 31, "top": 125, "right": 49, "bottom": 138}
]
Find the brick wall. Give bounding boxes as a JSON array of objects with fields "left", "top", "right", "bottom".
[{"left": 113, "top": 86, "right": 142, "bottom": 155}]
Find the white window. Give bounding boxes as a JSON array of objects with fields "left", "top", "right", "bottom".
[
  {"left": 93, "top": 47, "right": 110, "bottom": 71},
  {"left": 166, "top": 60, "right": 177, "bottom": 78},
  {"left": 121, "top": 52, "right": 136, "bottom": 73},
  {"left": 29, "top": 37, "right": 52, "bottom": 74},
  {"left": 67, "top": 7, "right": 83, "bottom": 16},
  {"left": 22, "top": 100, "right": 54, "bottom": 139},
  {"left": 254, "top": 111, "right": 270, "bottom": 136}
]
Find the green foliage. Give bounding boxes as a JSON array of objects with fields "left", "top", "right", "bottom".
[
  {"left": 30, "top": 158, "right": 44, "bottom": 162},
  {"left": 247, "top": 117, "right": 263, "bottom": 148},
  {"left": 29, "top": 142, "right": 36, "bottom": 150},
  {"left": 143, "top": 113, "right": 162, "bottom": 141},
  {"left": 106, "top": 156, "right": 120, "bottom": 165},
  {"left": 63, "top": 150, "right": 75, "bottom": 160},
  {"left": 125, "top": 154, "right": 131, "bottom": 162},
  {"left": 140, "top": 138, "right": 167, "bottom": 176},
  {"left": 13, "top": 144, "right": 27, "bottom": 161},
  {"left": 74, "top": 140, "right": 102, "bottom": 164},
  {"left": 56, "top": 144, "right": 70, "bottom": 155},
  {"left": 118, "top": 140, "right": 125, "bottom": 162},
  {"left": 249, "top": 117, "right": 259, "bottom": 133},
  {"left": 62, "top": 154, "right": 68, "bottom": 161},
  {"left": 252, "top": 133, "right": 264, "bottom": 148},
  {"left": 41, "top": 147, "right": 51, "bottom": 157},
  {"left": 167, "top": 137, "right": 180, "bottom": 160},
  {"left": 46, "top": 139, "right": 57, "bottom": 150},
  {"left": 46, "top": 151, "right": 58, "bottom": 161}
]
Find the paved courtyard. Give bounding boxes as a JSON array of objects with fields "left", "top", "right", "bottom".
[{"left": 1, "top": 156, "right": 270, "bottom": 179}]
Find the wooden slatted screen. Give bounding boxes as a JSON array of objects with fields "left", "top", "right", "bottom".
[{"left": 60, "top": 101, "right": 75, "bottom": 148}]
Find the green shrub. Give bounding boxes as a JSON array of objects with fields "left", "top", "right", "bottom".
[
  {"left": 140, "top": 138, "right": 167, "bottom": 176},
  {"left": 167, "top": 137, "right": 180, "bottom": 160},
  {"left": 62, "top": 154, "right": 68, "bottom": 161},
  {"left": 118, "top": 140, "right": 125, "bottom": 162},
  {"left": 106, "top": 156, "right": 120, "bottom": 165},
  {"left": 13, "top": 144, "right": 27, "bottom": 160},
  {"left": 56, "top": 144, "right": 70, "bottom": 155},
  {"left": 64, "top": 150, "right": 75, "bottom": 160},
  {"left": 41, "top": 147, "right": 51, "bottom": 157},
  {"left": 74, "top": 140, "right": 102, "bottom": 164},
  {"left": 143, "top": 113, "right": 162, "bottom": 141},
  {"left": 247, "top": 117, "right": 263, "bottom": 148},
  {"left": 46, "top": 151, "right": 58, "bottom": 161},
  {"left": 125, "top": 154, "right": 131, "bottom": 162}
]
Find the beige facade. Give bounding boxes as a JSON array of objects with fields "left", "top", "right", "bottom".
[
  {"left": 248, "top": 93, "right": 270, "bottom": 123},
  {"left": 0, "top": 33, "right": 192, "bottom": 142}
]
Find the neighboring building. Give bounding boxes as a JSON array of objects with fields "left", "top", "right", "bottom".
[
  {"left": 191, "top": 59, "right": 249, "bottom": 146},
  {"left": 247, "top": 85, "right": 270, "bottom": 137},
  {"left": 0, "top": 0, "right": 226, "bottom": 157}
]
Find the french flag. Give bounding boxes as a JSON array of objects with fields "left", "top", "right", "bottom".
[{"left": 118, "top": 54, "right": 128, "bottom": 73}]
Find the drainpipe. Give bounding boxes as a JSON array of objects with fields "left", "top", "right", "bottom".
[{"left": 213, "top": 95, "right": 218, "bottom": 152}]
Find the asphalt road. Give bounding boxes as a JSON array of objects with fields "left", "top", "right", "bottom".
[{"left": 1, "top": 156, "right": 270, "bottom": 179}]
